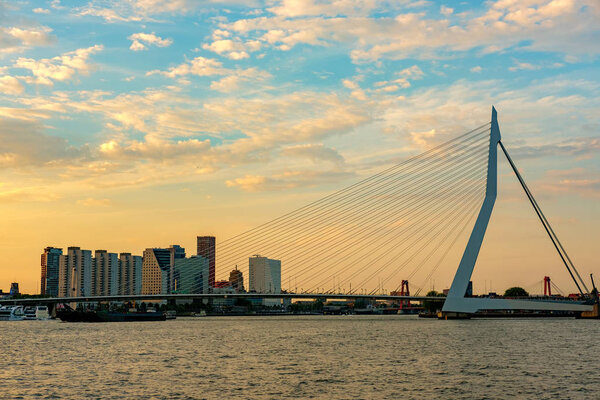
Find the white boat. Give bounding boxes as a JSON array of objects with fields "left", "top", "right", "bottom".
[
  {"left": 0, "top": 306, "right": 25, "bottom": 321},
  {"left": 35, "top": 305, "right": 50, "bottom": 320},
  {"left": 23, "top": 305, "right": 50, "bottom": 320}
]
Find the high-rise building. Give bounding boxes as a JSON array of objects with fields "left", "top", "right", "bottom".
[
  {"left": 197, "top": 236, "right": 215, "bottom": 288},
  {"left": 58, "top": 247, "right": 92, "bottom": 297},
  {"left": 171, "top": 256, "right": 210, "bottom": 294},
  {"left": 229, "top": 268, "right": 244, "bottom": 292},
  {"left": 248, "top": 255, "right": 281, "bottom": 294},
  {"left": 142, "top": 247, "right": 173, "bottom": 295},
  {"left": 119, "top": 253, "right": 142, "bottom": 295},
  {"left": 41, "top": 247, "right": 62, "bottom": 296},
  {"left": 9, "top": 282, "right": 19, "bottom": 296},
  {"left": 167, "top": 244, "right": 185, "bottom": 293},
  {"left": 93, "top": 250, "right": 119, "bottom": 296}
]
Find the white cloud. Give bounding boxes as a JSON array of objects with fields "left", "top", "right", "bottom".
[
  {"left": 509, "top": 59, "right": 565, "bottom": 71},
  {"left": 225, "top": 169, "right": 354, "bottom": 192},
  {"left": 470, "top": 66, "right": 482, "bottom": 73},
  {"left": 128, "top": 32, "right": 173, "bottom": 51},
  {"left": 509, "top": 61, "right": 540, "bottom": 71},
  {"left": 0, "top": 26, "right": 54, "bottom": 54},
  {"left": 0, "top": 76, "right": 24, "bottom": 94},
  {"left": 76, "top": 0, "right": 196, "bottom": 22},
  {"left": 14, "top": 45, "right": 103, "bottom": 86},
  {"left": 267, "top": 0, "right": 379, "bottom": 17},
  {"left": 147, "top": 56, "right": 225, "bottom": 77},
  {"left": 398, "top": 65, "right": 424, "bottom": 79},
  {"left": 281, "top": 144, "right": 344, "bottom": 164},
  {"left": 440, "top": 6, "right": 453, "bottom": 16},
  {"left": 209, "top": 67, "right": 271, "bottom": 92},
  {"left": 216, "top": 0, "right": 600, "bottom": 62},
  {"left": 33, "top": 8, "right": 51, "bottom": 14}
]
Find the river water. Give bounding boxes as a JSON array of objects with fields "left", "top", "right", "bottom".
[{"left": 1, "top": 315, "right": 598, "bottom": 399}]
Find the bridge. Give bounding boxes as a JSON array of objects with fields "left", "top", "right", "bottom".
[{"left": 3, "top": 108, "right": 596, "bottom": 315}]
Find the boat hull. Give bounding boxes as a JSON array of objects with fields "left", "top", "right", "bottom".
[{"left": 58, "top": 310, "right": 166, "bottom": 322}]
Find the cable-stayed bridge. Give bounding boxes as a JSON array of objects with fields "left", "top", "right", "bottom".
[{"left": 4, "top": 108, "right": 596, "bottom": 314}]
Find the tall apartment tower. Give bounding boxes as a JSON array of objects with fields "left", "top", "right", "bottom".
[
  {"left": 41, "top": 247, "right": 62, "bottom": 296},
  {"left": 197, "top": 236, "right": 215, "bottom": 288},
  {"left": 93, "top": 250, "right": 119, "bottom": 296},
  {"left": 119, "top": 253, "right": 142, "bottom": 295},
  {"left": 58, "top": 247, "right": 92, "bottom": 297},
  {"left": 248, "top": 255, "right": 281, "bottom": 294}
]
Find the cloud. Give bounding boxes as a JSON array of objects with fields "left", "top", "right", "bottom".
[
  {"left": 267, "top": 0, "right": 379, "bottom": 18},
  {"left": 147, "top": 56, "right": 225, "bottom": 77},
  {"left": 510, "top": 137, "right": 600, "bottom": 160},
  {"left": 0, "top": 187, "right": 61, "bottom": 204},
  {"left": 538, "top": 168, "right": 600, "bottom": 198},
  {"left": 209, "top": 67, "right": 271, "bottom": 92},
  {"left": 202, "top": 39, "right": 251, "bottom": 59},
  {"left": 376, "top": 77, "right": 600, "bottom": 151},
  {"left": 440, "top": 6, "right": 453, "bottom": 16},
  {"left": 76, "top": 0, "right": 196, "bottom": 22},
  {"left": 509, "top": 59, "right": 564, "bottom": 72},
  {"left": 470, "top": 66, "right": 482, "bottom": 73},
  {"left": 76, "top": 198, "right": 112, "bottom": 207},
  {"left": 99, "top": 137, "right": 212, "bottom": 162},
  {"left": 33, "top": 8, "right": 51, "bottom": 14},
  {"left": 216, "top": 0, "right": 600, "bottom": 62},
  {"left": 76, "top": 0, "right": 254, "bottom": 22},
  {"left": 128, "top": 32, "right": 173, "bottom": 51},
  {"left": 280, "top": 144, "right": 344, "bottom": 164},
  {"left": 0, "top": 26, "right": 54, "bottom": 54},
  {"left": 0, "top": 119, "right": 89, "bottom": 169},
  {"left": 398, "top": 65, "right": 424, "bottom": 79},
  {"left": 0, "top": 76, "right": 24, "bottom": 94},
  {"left": 14, "top": 45, "right": 103, "bottom": 86},
  {"left": 226, "top": 169, "right": 354, "bottom": 192}
]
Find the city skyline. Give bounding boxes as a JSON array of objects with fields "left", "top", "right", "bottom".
[{"left": 1, "top": 1, "right": 599, "bottom": 294}]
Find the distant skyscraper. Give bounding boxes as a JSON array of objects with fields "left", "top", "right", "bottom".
[
  {"left": 248, "top": 256, "right": 281, "bottom": 294},
  {"left": 229, "top": 268, "right": 244, "bottom": 292},
  {"left": 168, "top": 244, "right": 186, "bottom": 293},
  {"left": 197, "top": 236, "right": 215, "bottom": 288},
  {"left": 41, "top": 247, "right": 62, "bottom": 296},
  {"left": 9, "top": 282, "right": 19, "bottom": 296},
  {"left": 142, "top": 246, "right": 184, "bottom": 295},
  {"left": 119, "top": 253, "right": 142, "bottom": 295},
  {"left": 93, "top": 250, "right": 119, "bottom": 296},
  {"left": 58, "top": 247, "right": 92, "bottom": 297},
  {"left": 171, "top": 256, "right": 210, "bottom": 294}
]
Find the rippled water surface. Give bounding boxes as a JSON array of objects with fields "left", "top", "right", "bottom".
[{"left": 1, "top": 316, "right": 599, "bottom": 399}]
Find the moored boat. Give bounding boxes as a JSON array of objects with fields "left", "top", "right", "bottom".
[
  {"left": 57, "top": 309, "right": 167, "bottom": 322},
  {"left": 0, "top": 306, "right": 25, "bottom": 321}
]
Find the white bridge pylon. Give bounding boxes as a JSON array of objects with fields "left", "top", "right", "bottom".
[{"left": 443, "top": 107, "right": 592, "bottom": 314}]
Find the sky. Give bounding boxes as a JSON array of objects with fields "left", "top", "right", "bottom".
[{"left": 0, "top": 0, "right": 599, "bottom": 295}]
